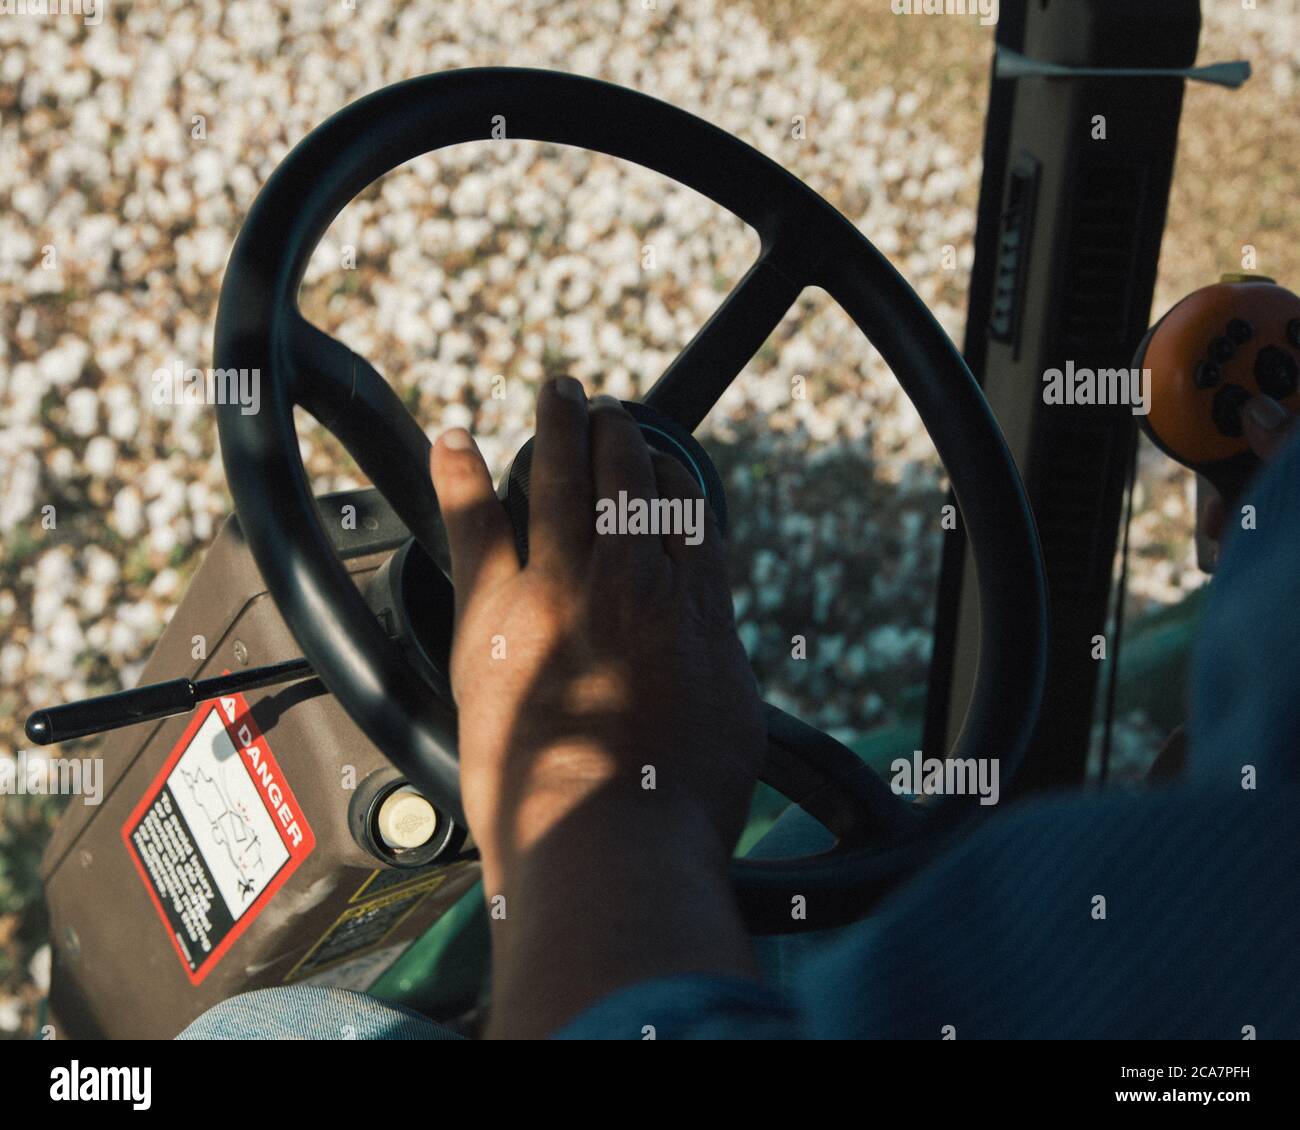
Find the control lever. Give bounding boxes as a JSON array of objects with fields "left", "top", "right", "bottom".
[{"left": 24, "top": 657, "right": 314, "bottom": 746}]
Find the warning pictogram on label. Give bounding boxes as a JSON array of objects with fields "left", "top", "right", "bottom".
[
  {"left": 122, "top": 690, "right": 315, "bottom": 984},
  {"left": 285, "top": 873, "right": 447, "bottom": 983}
]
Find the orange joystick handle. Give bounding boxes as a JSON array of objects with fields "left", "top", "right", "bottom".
[{"left": 1134, "top": 275, "right": 1300, "bottom": 504}]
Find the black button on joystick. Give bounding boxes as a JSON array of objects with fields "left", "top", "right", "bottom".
[
  {"left": 1193, "top": 360, "right": 1222, "bottom": 389},
  {"left": 1255, "top": 346, "right": 1299, "bottom": 400},
  {"left": 1226, "top": 319, "right": 1254, "bottom": 345},
  {"left": 1208, "top": 336, "right": 1236, "bottom": 363}
]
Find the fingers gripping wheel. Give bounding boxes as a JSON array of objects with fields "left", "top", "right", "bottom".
[
  {"left": 1135, "top": 275, "right": 1300, "bottom": 502},
  {"left": 499, "top": 399, "right": 728, "bottom": 564},
  {"left": 214, "top": 68, "right": 1047, "bottom": 933}
]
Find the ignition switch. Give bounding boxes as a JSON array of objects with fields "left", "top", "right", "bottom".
[
  {"left": 377, "top": 786, "right": 439, "bottom": 850},
  {"left": 350, "top": 772, "right": 458, "bottom": 867}
]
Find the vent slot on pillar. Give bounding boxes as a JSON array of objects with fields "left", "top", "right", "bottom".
[{"left": 1059, "top": 160, "right": 1149, "bottom": 351}]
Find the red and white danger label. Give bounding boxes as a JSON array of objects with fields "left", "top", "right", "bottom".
[{"left": 122, "top": 689, "right": 315, "bottom": 984}]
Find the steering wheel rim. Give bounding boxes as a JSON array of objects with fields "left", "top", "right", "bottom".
[{"left": 215, "top": 67, "right": 1048, "bottom": 933}]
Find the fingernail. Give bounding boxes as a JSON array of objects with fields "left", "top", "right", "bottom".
[
  {"left": 553, "top": 376, "right": 586, "bottom": 403},
  {"left": 590, "top": 394, "right": 623, "bottom": 411},
  {"left": 441, "top": 428, "right": 473, "bottom": 451},
  {"left": 1246, "top": 395, "right": 1288, "bottom": 431}
]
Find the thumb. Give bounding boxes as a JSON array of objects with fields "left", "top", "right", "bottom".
[
  {"left": 1242, "top": 395, "right": 1298, "bottom": 462},
  {"left": 429, "top": 429, "right": 519, "bottom": 616}
]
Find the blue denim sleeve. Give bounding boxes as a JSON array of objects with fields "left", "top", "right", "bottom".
[
  {"left": 1188, "top": 425, "right": 1300, "bottom": 785},
  {"left": 551, "top": 974, "right": 801, "bottom": 1039}
]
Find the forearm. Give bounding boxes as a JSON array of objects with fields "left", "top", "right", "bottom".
[{"left": 480, "top": 782, "right": 756, "bottom": 1040}]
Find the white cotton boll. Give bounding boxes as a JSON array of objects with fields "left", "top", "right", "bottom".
[
  {"left": 429, "top": 299, "right": 454, "bottom": 333},
  {"left": 753, "top": 374, "right": 790, "bottom": 414},
  {"left": 0, "top": 449, "right": 39, "bottom": 530},
  {"left": 80, "top": 581, "right": 110, "bottom": 617},
  {"left": 31, "top": 552, "right": 74, "bottom": 621},
  {"left": 781, "top": 338, "right": 815, "bottom": 379},
  {"left": 191, "top": 148, "right": 226, "bottom": 198},
  {"left": 601, "top": 369, "right": 634, "bottom": 400},
  {"left": 393, "top": 307, "right": 428, "bottom": 348},
  {"left": 49, "top": 447, "right": 77, "bottom": 481},
  {"left": 561, "top": 276, "right": 595, "bottom": 312},
  {"left": 452, "top": 218, "right": 491, "bottom": 249},
  {"left": 191, "top": 227, "right": 229, "bottom": 276},
  {"left": 185, "top": 481, "right": 212, "bottom": 517},
  {"left": 141, "top": 461, "right": 172, "bottom": 498},
  {"left": 643, "top": 301, "right": 676, "bottom": 343},
  {"left": 12, "top": 182, "right": 47, "bottom": 216},
  {"left": 504, "top": 233, "right": 530, "bottom": 263},
  {"left": 1, "top": 48, "right": 25, "bottom": 85},
  {"left": 523, "top": 290, "right": 553, "bottom": 324},
  {"left": 149, "top": 522, "right": 179, "bottom": 557},
  {"left": 120, "top": 600, "right": 163, "bottom": 639},
  {"left": 73, "top": 212, "right": 117, "bottom": 259},
  {"left": 83, "top": 431, "right": 117, "bottom": 481},
  {"left": 0, "top": 643, "right": 26, "bottom": 684},
  {"left": 84, "top": 545, "right": 119, "bottom": 587},
  {"left": 28, "top": 586, "right": 59, "bottom": 641},
  {"left": 112, "top": 486, "right": 144, "bottom": 539},
  {"left": 158, "top": 478, "right": 186, "bottom": 520},
  {"left": 39, "top": 339, "right": 90, "bottom": 387},
  {"left": 48, "top": 612, "right": 85, "bottom": 674},
  {"left": 437, "top": 331, "right": 475, "bottom": 366},
  {"left": 440, "top": 402, "right": 474, "bottom": 432},
  {"left": 450, "top": 173, "right": 490, "bottom": 216},
  {"left": 150, "top": 569, "right": 180, "bottom": 599},
  {"left": 0, "top": 999, "right": 21, "bottom": 1035},
  {"left": 65, "top": 387, "right": 100, "bottom": 437},
  {"left": 107, "top": 620, "right": 135, "bottom": 656},
  {"left": 2, "top": 228, "right": 37, "bottom": 272},
  {"left": 562, "top": 315, "right": 596, "bottom": 361},
  {"left": 807, "top": 411, "right": 839, "bottom": 444},
  {"left": 192, "top": 509, "right": 215, "bottom": 543},
  {"left": 596, "top": 321, "right": 625, "bottom": 356},
  {"left": 26, "top": 264, "right": 64, "bottom": 296}
]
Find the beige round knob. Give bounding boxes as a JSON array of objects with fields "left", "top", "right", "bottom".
[{"left": 376, "top": 786, "right": 437, "bottom": 850}]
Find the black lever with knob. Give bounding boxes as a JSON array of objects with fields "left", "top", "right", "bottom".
[{"left": 24, "top": 657, "right": 314, "bottom": 746}]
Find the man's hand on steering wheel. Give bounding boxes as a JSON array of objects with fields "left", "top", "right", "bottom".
[{"left": 429, "top": 377, "right": 765, "bottom": 1039}]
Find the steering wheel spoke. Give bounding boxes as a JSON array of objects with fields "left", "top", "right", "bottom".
[
  {"left": 643, "top": 250, "right": 804, "bottom": 432},
  {"left": 288, "top": 315, "right": 452, "bottom": 576}
]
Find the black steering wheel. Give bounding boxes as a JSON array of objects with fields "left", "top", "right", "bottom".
[{"left": 215, "top": 68, "right": 1047, "bottom": 934}]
